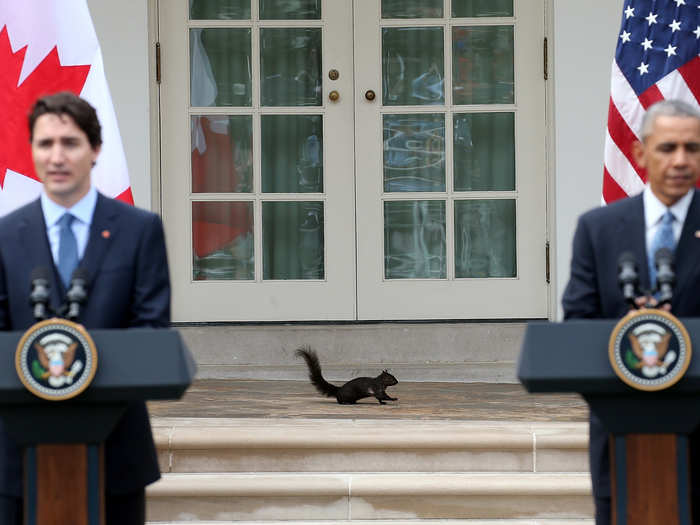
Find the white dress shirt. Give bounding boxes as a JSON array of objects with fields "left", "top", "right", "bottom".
[
  {"left": 643, "top": 185, "right": 693, "bottom": 250},
  {"left": 40, "top": 186, "right": 98, "bottom": 265}
]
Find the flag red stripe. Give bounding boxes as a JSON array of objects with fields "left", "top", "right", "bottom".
[
  {"left": 678, "top": 55, "right": 700, "bottom": 104},
  {"left": 115, "top": 187, "right": 134, "bottom": 205},
  {"left": 603, "top": 167, "right": 629, "bottom": 203},
  {"left": 606, "top": 98, "right": 643, "bottom": 175},
  {"left": 637, "top": 84, "right": 665, "bottom": 109}
]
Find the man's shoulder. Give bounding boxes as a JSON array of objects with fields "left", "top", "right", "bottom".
[
  {"left": 97, "top": 193, "right": 161, "bottom": 224},
  {"left": 0, "top": 198, "right": 40, "bottom": 228},
  {"left": 578, "top": 193, "right": 642, "bottom": 226}
]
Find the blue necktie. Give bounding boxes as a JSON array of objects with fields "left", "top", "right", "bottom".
[
  {"left": 648, "top": 210, "right": 676, "bottom": 290},
  {"left": 57, "top": 213, "right": 78, "bottom": 288}
]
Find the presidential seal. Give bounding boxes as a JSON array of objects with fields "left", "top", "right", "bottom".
[
  {"left": 15, "top": 318, "right": 98, "bottom": 401},
  {"left": 609, "top": 309, "right": 691, "bottom": 391}
]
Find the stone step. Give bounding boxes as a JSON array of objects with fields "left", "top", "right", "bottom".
[
  {"left": 146, "top": 472, "right": 593, "bottom": 522},
  {"left": 177, "top": 323, "right": 526, "bottom": 381},
  {"left": 152, "top": 419, "right": 588, "bottom": 474},
  {"left": 149, "top": 521, "right": 594, "bottom": 525}
]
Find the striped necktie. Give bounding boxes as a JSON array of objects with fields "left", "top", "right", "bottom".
[
  {"left": 57, "top": 213, "right": 79, "bottom": 288},
  {"left": 648, "top": 210, "right": 675, "bottom": 290}
]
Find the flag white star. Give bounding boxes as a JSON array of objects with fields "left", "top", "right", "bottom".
[
  {"left": 669, "top": 19, "right": 682, "bottom": 32},
  {"left": 646, "top": 12, "right": 658, "bottom": 25},
  {"left": 695, "top": 25, "right": 700, "bottom": 38},
  {"left": 665, "top": 43, "right": 678, "bottom": 57},
  {"left": 625, "top": 5, "right": 635, "bottom": 18},
  {"left": 641, "top": 37, "right": 654, "bottom": 50},
  {"left": 620, "top": 30, "right": 632, "bottom": 43},
  {"left": 638, "top": 62, "right": 649, "bottom": 75},
  {"left": 674, "top": 0, "right": 686, "bottom": 5}
]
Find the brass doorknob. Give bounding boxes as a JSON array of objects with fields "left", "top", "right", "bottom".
[
  {"left": 365, "top": 90, "right": 376, "bottom": 101},
  {"left": 329, "top": 90, "right": 340, "bottom": 102}
]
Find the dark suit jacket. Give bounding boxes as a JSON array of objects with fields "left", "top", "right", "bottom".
[
  {"left": 562, "top": 189, "right": 700, "bottom": 499},
  {"left": 0, "top": 193, "right": 170, "bottom": 497}
]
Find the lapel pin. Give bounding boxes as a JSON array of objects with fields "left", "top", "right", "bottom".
[
  {"left": 101, "top": 230, "right": 111, "bottom": 239},
  {"left": 695, "top": 230, "right": 700, "bottom": 238}
]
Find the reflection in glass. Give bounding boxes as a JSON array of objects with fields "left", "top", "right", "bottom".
[
  {"left": 263, "top": 202, "right": 324, "bottom": 279},
  {"left": 382, "top": 0, "right": 442, "bottom": 18},
  {"left": 190, "top": 0, "right": 250, "bottom": 20},
  {"left": 191, "top": 116, "right": 253, "bottom": 193},
  {"left": 190, "top": 28, "right": 252, "bottom": 107},
  {"left": 260, "top": 28, "right": 322, "bottom": 106},
  {"left": 453, "top": 0, "right": 513, "bottom": 17},
  {"left": 261, "top": 115, "right": 323, "bottom": 193},
  {"left": 193, "top": 201, "right": 254, "bottom": 280},
  {"left": 454, "top": 199, "right": 515, "bottom": 278},
  {"left": 384, "top": 200, "right": 446, "bottom": 279},
  {"left": 260, "top": 0, "right": 320, "bottom": 19},
  {"left": 383, "top": 27, "right": 444, "bottom": 106},
  {"left": 453, "top": 113, "right": 514, "bottom": 191},
  {"left": 384, "top": 114, "right": 445, "bottom": 192},
  {"left": 453, "top": 26, "right": 514, "bottom": 105}
]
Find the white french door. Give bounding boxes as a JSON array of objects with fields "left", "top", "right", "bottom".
[
  {"left": 159, "top": 0, "right": 547, "bottom": 322},
  {"left": 354, "top": 0, "right": 547, "bottom": 319},
  {"left": 160, "top": 0, "right": 357, "bottom": 321}
]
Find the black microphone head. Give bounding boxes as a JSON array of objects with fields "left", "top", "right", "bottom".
[
  {"left": 70, "top": 267, "right": 89, "bottom": 283},
  {"left": 31, "top": 266, "right": 50, "bottom": 282},
  {"left": 654, "top": 247, "right": 674, "bottom": 266},
  {"left": 618, "top": 251, "right": 637, "bottom": 269}
]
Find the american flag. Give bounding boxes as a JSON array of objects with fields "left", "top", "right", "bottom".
[{"left": 603, "top": 0, "right": 700, "bottom": 203}]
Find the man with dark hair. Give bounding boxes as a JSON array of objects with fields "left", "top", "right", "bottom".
[
  {"left": 0, "top": 91, "right": 170, "bottom": 524},
  {"left": 563, "top": 98, "right": 700, "bottom": 524}
]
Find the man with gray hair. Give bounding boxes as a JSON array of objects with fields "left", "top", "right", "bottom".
[{"left": 562, "top": 98, "right": 700, "bottom": 524}]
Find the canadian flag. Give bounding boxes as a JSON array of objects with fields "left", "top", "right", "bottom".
[{"left": 0, "top": 0, "right": 132, "bottom": 216}]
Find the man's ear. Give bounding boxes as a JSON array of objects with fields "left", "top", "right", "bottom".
[
  {"left": 632, "top": 140, "right": 646, "bottom": 168},
  {"left": 91, "top": 145, "right": 102, "bottom": 166}
]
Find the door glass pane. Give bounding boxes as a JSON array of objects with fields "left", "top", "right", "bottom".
[
  {"left": 190, "top": 28, "right": 252, "bottom": 107},
  {"left": 454, "top": 199, "right": 515, "bottom": 278},
  {"left": 261, "top": 115, "right": 323, "bottom": 193},
  {"left": 453, "top": 26, "right": 514, "bottom": 105},
  {"left": 193, "top": 201, "right": 254, "bottom": 280},
  {"left": 383, "top": 27, "right": 444, "bottom": 106},
  {"left": 384, "top": 113, "right": 445, "bottom": 192},
  {"left": 260, "top": 28, "right": 322, "bottom": 107},
  {"left": 190, "top": 0, "right": 251, "bottom": 20},
  {"left": 453, "top": 112, "right": 514, "bottom": 191},
  {"left": 191, "top": 115, "right": 253, "bottom": 193},
  {"left": 452, "top": 0, "right": 513, "bottom": 17},
  {"left": 260, "top": 0, "right": 321, "bottom": 20},
  {"left": 263, "top": 202, "right": 324, "bottom": 279},
  {"left": 384, "top": 200, "right": 446, "bottom": 279},
  {"left": 382, "top": 0, "right": 442, "bottom": 19}
]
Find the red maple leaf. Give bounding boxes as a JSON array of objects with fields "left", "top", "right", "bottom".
[{"left": 0, "top": 25, "right": 91, "bottom": 187}]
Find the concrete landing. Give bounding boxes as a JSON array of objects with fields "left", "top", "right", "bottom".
[{"left": 148, "top": 380, "right": 588, "bottom": 422}]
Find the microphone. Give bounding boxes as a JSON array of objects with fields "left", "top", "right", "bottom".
[
  {"left": 617, "top": 251, "right": 639, "bottom": 305},
  {"left": 30, "top": 266, "right": 51, "bottom": 322},
  {"left": 654, "top": 247, "right": 675, "bottom": 305},
  {"left": 65, "top": 268, "right": 89, "bottom": 321}
]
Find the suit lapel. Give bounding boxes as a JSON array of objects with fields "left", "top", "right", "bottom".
[
  {"left": 674, "top": 190, "right": 700, "bottom": 298},
  {"left": 80, "top": 193, "right": 119, "bottom": 284},
  {"left": 17, "top": 199, "right": 64, "bottom": 308},
  {"left": 618, "top": 194, "right": 651, "bottom": 291}
]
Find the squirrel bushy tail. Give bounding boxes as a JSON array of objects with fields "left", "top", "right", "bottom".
[{"left": 296, "top": 346, "right": 339, "bottom": 398}]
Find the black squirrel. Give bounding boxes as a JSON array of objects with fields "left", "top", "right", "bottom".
[{"left": 296, "top": 347, "right": 398, "bottom": 405}]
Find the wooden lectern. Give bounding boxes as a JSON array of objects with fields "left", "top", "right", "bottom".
[
  {"left": 0, "top": 328, "right": 196, "bottom": 525},
  {"left": 518, "top": 319, "right": 700, "bottom": 525}
]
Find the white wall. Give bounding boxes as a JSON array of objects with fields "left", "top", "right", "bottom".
[
  {"left": 552, "top": 0, "right": 624, "bottom": 319},
  {"left": 87, "top": 0, "right": 152, "bottom": 211}
]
